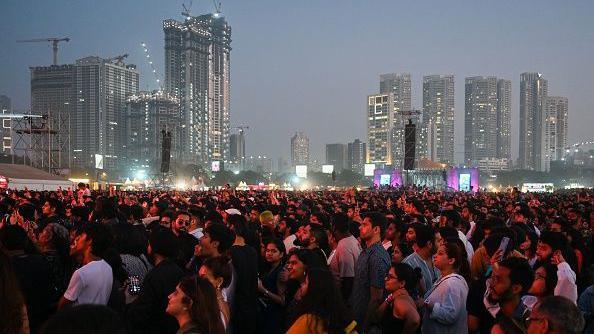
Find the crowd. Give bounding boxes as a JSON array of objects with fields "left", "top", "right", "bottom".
[{"left": 1, "top": 183, "right": 593, "bottom": 334}]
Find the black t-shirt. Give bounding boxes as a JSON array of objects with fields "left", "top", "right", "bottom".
[
  {"left": 230, "top": 244, "right": 259, "bottom": 334},
  {"left": 467, "top": 277, "right": 495, "bottom": 334}
]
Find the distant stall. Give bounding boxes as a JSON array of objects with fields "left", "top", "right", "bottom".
[{"left": 0, "top": 163, "right": 73, "bottom": 191}]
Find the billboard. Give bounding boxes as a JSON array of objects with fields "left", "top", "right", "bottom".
[
  {"left": 364, "top": 163, "right": 376, "bottom": 176},
  {"left": 211, "top": 161, "right": 220, "bottom": 172},
  {"left": 94, "top": 154, "right": 103, "bottom": 170},
  {"left": 380, "top": 174, "right": 391, "bottom": 186},
  {"left": 322, "top": 165, "right": 334, "bottom": 174},
  {"left": 521, "top": 183, "right": 554, "bottom": 193},
  {"left": 459, "top": 173, "right": 471, "bottom": 192},
  {"left": 296, "top": 165, "right": 308, "bottom": 178}
]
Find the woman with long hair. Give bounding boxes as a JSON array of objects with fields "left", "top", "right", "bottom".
[
  {"left": 198, "top": 256, "right": 232, "bottom": 331},
  {"left": 377, "top": 262, "right": 420, "bottom": 334},
  {"left": 286, "top": 268, "right": 356, "bottom": 334},
  {"left": 520, "top": 231, "right": 538, "bottom": 268},
  {"left": 422, "top": 241, "right": 470, "bottom": 334},
  {"left": 38, "top": 222, "right": 72, "bottom": 302},
  {"left": 0, "top": 249, "right": 29, "bottom": 334},
  {"left": 166, "top": 276, "right": 225, "bottom": 334}
]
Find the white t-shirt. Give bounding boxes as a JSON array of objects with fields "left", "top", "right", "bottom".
[
  {"left": 283, "top": 234, "right": 297, "bottom": 252},
  {"left": 329, "top": 235, "right": 362, "bottom": 278},
  {"left": 63, "top": 259, "right": 113, "bottom": 305}
]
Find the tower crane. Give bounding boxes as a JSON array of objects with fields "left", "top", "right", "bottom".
[
  {"left": 105, "top": 53, "right": 129, "bottom": 66},
  {"left": 16, "top": 37, "right": 70, "bottom": 66}
]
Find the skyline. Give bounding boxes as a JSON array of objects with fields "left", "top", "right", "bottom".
[{"left": 1, "top": 1, "right": 594, "bottom": 164}]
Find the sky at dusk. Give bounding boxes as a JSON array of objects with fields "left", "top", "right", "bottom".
[{"left": 1, "top": 0, "right": 593, "bottom": 164}]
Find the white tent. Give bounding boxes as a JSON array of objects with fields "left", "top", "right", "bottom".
[{"left": 0, "top": 164, "right": 73, "bottom": 191}]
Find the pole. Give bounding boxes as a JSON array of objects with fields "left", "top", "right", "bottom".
[{"left": 52, "top": 40, "right": 58, "bottom": 65}]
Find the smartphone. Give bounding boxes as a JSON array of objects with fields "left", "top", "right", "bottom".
[
  {"left": 497, "top": 237, "right": 510, "bottom": 256},
  {"left": 128, "top": 276, "right": 141, "bottom": 295}
]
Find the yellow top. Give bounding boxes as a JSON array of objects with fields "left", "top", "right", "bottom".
[{"left": 286, "top": 314, "right": 358, "bottom": 334}]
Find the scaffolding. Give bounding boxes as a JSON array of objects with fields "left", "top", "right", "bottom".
[{"left": 11, "top": 110, "right": 70, "bottom": 175}]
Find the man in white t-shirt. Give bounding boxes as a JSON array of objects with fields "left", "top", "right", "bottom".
[
  {"left": 59, "top": 224, "right": 113, "bottom": 308},
  {"left": 329, "top": 213, "right": 362, "bottom": 301}
]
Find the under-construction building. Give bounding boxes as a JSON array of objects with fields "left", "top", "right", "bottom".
[
  {"left": 28, "top": 57, "right": 139, "bottom": 173},
  {"left": 163, "top": 13, "right": 231, "bottom": 165},
  {"left": 125, "top": 91, "right": 181, "bottom": 172}
]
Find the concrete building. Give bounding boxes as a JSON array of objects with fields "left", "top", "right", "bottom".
[
  {"left": 244, "top": 155, "right": 272, "bottom": 174},
  {"left": 543, "top": 96, "right": 568, "bottom": 171},
  {"left": 325, "top": 143, "right": 346, "bottom": 172},
  {"left": 497, "top": 79, "right": 512, "bottom": 163},
  {"left": 125, "top": 91, "right": 180, "bottom": 173},
  {"left": 464, "top": 77, "right": 511, "bottom": 167},
  {"left": 347, "top": 138, "right": 366, "bottom": 173},
  {"left": 380, "top": 73, "right": 412, "bottom": 169},
  {"left": 72, "top": 57, "right": 139, "bottom": 170},
  {"left": 291, "top": 132, "right": 309, "bottom": 166},
  {"left": 423, "top": 75, "right": 455, "bottom": 165},
  {"left": 229, "top": 132, "right": 245, "bottom": 163},
  {"left": 367, "top": 93, "right": 394, "bottom": 165},
  {"left": 164, "top": 13, "right": 231, "bottom": 165},
  {"left": 519, "top": 73, "right": 548, "bottom": 171},
  {"left": 30, "top": 64, "right": 77, "bottom": 169},
  {"left": 476, "top": 158, "right": 510, "bottom": 172}
]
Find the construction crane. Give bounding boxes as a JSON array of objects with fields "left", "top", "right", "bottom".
[
  {"left": 16, "top": 37, "right": 70, "bottom": 66},
  {"left": 105, "top": 53, "right": 129, "bottom": 66},
  {"left": 212, "top": 0, "right": 222, "bottom": 16},
  {"left": 182, "top": 0, "right": 193, "bottom": 19}
]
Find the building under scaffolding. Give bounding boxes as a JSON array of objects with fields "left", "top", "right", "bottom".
[{"left": 11, "top": 111, "right": 70, "bottom": 175}]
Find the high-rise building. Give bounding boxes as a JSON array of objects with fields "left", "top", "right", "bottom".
[
  {"left": 229, "top": 132, "right": 245, "bottom": 163},
  {"left": 464, "top": 76, "right": 498, "bottom": 165},
  {"left": 497, "top": 79, "right": 512, "bottom": 163},
  {"left": 291, "top": 132, "right": 309, "bottom": 166},
  {"left": 244, "top": 155, "right": 272, "bottom": 174},
  {"left": 325, "top": 143, "right": 346, "bottom": 172},
  {"left": 164, "top": 13, "right": 231, "bottom": 165},
  {"left": 347, "top": 139, "right": 366, "bottom": 173},
  {"left": 543, "top": 96, "right": 568, "bottom": 170},
  {"left": 72, "top": 57, "right": 139, "bottom": 170},
  {"left": 380, "top": 73, "right": 412, "bottom": 169},
  {"left": 423, "top": 75, "right": 455, "bottom": 165},
  {"left": 125, "top": 91, "right": 180, "bottom": 172},
  {"left": 0, "top": 95, "right": 11, "bottom": 154},
  {"left": 519, "top": 73, "right": 548, "bottom": 171},
  {"left": 30, "top": 64, "right": 76, "bottom": 169},
  {"left": 367, "top": 93, "right": 393, "bottom": 165}
]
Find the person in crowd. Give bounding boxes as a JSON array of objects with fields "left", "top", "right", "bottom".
[
  {"left": 278, "top": 216, "right": 299, "bottom": 252},
  {"left": 328, "top": 213, "right": 361, "bottom": 301},
  {"left": 376, "top": 262, "right": 420, "bottom": 333},
  {"left": 284, "top": 248, "right": 328, "bottom": 319},
  {"left": 350, "top": 211, "right": 391, "bottom": 332},
  {"left": 227, "top": 214, "right": 259, "bottom": 334},
  {"left": 39, "top": 198, "right": 67, "bottom": 231},
  {"left": 286, "top": 268, "right": 356, "bottom": 334},
  {"left": 199, "top": 256, "right": 232, "bottom": 331},
  {"left": 59, "top": 223, "right": 114, "bottom": 308},
  {"left": 521, "top": 231, "right": 539, "bottom": 268},
  {"left": 0, "top": 249, "right": 30, "bottom": 334},
  {"left": 0, "top": 225, "right": 52, "bottom": 332},
  {"left": 112, "top": 223, "right": 151, "bottom": 282},
  {"left": 258, "top": 238, "right": 288, "bottom": 334},
  {"left": 527, "top": 295, "right": 585, "bottom": 334},
  {"left": 524, "top": 251, "right": 577, "bottom": 310},
  {"left": 422, "top": 241, "right": 470, "bottom": 333},
  {"left": 126, "top": 227, "right": 185, "bottom": 334},
  {"left": 40, "top": 304, "right": 125, "bottom": 334},
  {"left": 187, "top": 222, "right": 234, "bottom": 273},
  {"left": 165, "top": 276, "right": 225, "bottom": 334},
  {"left": 38, "top": 222, "right": 72, "bottom": 303},
  {"left": 403, "top": 223, "right": 440, "bottom": 296},
  {"left": 483, "top": 257, "right": 534, "bottom": 331}
]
